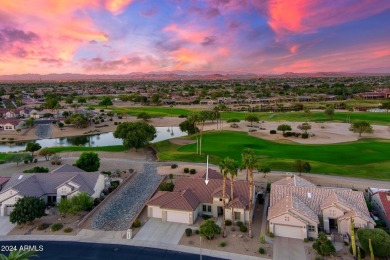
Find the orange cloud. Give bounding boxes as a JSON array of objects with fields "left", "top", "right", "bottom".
[
  {"left": 104, "top": 0, "right": 134, "bottom": 14},
  {"left": 164, "top": 24, "right": 210, "bottom": 43}
]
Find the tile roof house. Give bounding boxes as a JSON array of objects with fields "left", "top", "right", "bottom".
[
  {"left": 368, "top": 187, "right": 390, "bottom": 229},
  {"left": 0, "top": 164, "right": 105, "bottom": 216},
  {"left": 268, "top": 175, "right": 375, "bottom": 239},
  {"left": 147, "top": 168, "right": 254, "bottom": 224},
  {"left": 0, "top": 119, "right": 22, "bottom": 131}
]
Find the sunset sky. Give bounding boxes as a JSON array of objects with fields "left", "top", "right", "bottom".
[{"left": 0, "top": 0, "right": 389, "bottom": 75}]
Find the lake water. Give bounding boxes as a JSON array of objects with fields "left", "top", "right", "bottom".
[{"left": 0, "top": 127, "right": 186, "bottom": 153}]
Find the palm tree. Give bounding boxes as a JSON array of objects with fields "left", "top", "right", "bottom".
[
  {"left": 0, "top": 250, "right": 37, "bottom": 260},
  {"left": 219, "top": 157, "right": 230, "bottom": 238},
  {"left": 241, "top": 148, "right": 257, "bottom": 238},
  {"left": 226, "top": 158, "right": 239, "bottom": 226},
  {"left": 188, "top": 113, "right": 200, "bottom": 154}
]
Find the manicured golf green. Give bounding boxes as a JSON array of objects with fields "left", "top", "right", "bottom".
[{"left": 154, "top": 131, "right": 390, "bottom": 180}]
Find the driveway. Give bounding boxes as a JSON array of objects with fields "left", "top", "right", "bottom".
[
  {"left": 0, "top": 216, "right": 15, "bottom": 235},
  {"left": 133, "top": 218, "right": 188, "bottom": 245},
  {"left": 273, "top": 237, "right": 306, "bottom": 260}
]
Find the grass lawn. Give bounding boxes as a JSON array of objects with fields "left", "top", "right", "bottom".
[
  {"left": 154, "top": 131, "right": 390, "bottom": 180},
  {"left": 0, "top": 153, "right": 9, "bottom": 161},
  {"left": 47, "top": 145, "right": 127, "bottom": 153}
]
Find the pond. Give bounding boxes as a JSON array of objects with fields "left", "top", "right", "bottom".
[{"left": 0, "top": 126, "right": 186, "bottom": 153}]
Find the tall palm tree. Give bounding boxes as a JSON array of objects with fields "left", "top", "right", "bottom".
[
  {"left": 188, "top": 112, "right": 200, "bottom": 154},
  {"left": 241, "top": 148, "right": 257, "bottom": 238},
  {"left": 226, "top": 158, "right": 239, "bottom": 226},
  {"left": 219, "top": 157, "right": 231, "bottom": 238}
]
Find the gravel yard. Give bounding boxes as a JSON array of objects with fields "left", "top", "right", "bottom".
[{"left": 91, "top": 163, "right": 163, "bottom": 231}]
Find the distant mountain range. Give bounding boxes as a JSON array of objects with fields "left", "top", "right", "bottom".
[{"left": 0, "top": 70, "right": 389, "bottom": 82}]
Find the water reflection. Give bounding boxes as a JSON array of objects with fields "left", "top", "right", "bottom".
[{"left": 0, "top": 127, "right": 186, "bottom": 152}]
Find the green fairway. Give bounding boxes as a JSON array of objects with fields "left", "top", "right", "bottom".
[
  {"left": 154, "top": 131, "right": 390, "bottom": 180},
  {"left": 47, "top": 145, "right": 126, "bottom": 153},
  {"left": 105, "top": 106, "right": 390, "bottom": 125}
]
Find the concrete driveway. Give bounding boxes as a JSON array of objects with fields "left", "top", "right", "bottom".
[
  {"left": 133, "top": 218, "right": 188, "bottom": 245},
  {"left": 0, "top": 216, "right": 15, "bottom": 235},
  {"left": 273, "top": 237, "right": 306, "bottom": 260}
]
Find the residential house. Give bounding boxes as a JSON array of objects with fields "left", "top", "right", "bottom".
[
  {"left": 0, "top": 119, "right": 22, "bottom": 130},
  {"left": 368, "top": 188, "right": 390, "bottom": 228},
  {"left": 147, "top": 169, "right": 253, "bottom": 224},
  {"left": 0, "top": 164, "right": 105, "bottom": 216},
  {"left": 267, "top": 175, "right": 375, "bottom": 239},
  {"left": 0, "top": 177, "right": 10, "bottom": 191}
]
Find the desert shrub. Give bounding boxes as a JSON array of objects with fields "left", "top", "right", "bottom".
[
  {"left": 114, "top": 122, "right": 118, "bottom": 125},
  {"left": 37, "top": 223, "right": 50, "bottom": 230},
  {"left": 304, "top": 238, "right": 308, "bottom": 242},
  {"left": 33, "top": 158, "right": 38, "bottom": 163},
  {"left": 236, "top": 221, "right": 243, "bottom": 227},
  {"left": 50, "top": 223, "right": 64, "bottom": 232},
  {"left": 302, "top": 133, "right": 309, "bottom": 139},
  {"left": 258, "top": 247, "right": 265, "bottom": 254},
  {"left": 270, "top": 130, "right": 277, "bottom": 134},
  {"left": 23, "top": 166, "right": 49, "bottom": 173},
  {"left": 269, "top": 232, "right": 274, "bottom": 237},
  {"left": 159, "top": 182, "right": 175, "bottom": 191},
  {"left": 283, "top": 131, "right": 293, "bottom": 137},
  {"left": 93, "top": 198, "right": 102, "bottom": 206},
  {"left": 171, "top": 163, "right": 178, "bottom": 169},
  {"left": 219, "top": 242, "right": 226, "bottom": 247},
  {"left": 168, "top": 173, "right": 174, "bottom": 180},
  {"left": 313, "top": 232, "right": 335, "bottom": 256},
  {"left": 260, "top": 233, "right": 265, "bottom": 244},
  {"left": 185, "top": 228, "right": 192, "bottom": 237},
  {"left": 240, "top": 225, "right": 248, "bottom": 232},
  {"left": 294, "top": 132, "right": 301, "bottom": 137},
  {"left": 24, "top": 160, "right": 29, "bottom": 164},
  {"left": 189, "top": 169, "right": 196, "bottom": 174},
  {"left": 308, "top": 237, "right": 315, "bottom": 241},
  {"left": 183, "top": 168, "right": 189, "bottom": 173},
  {"left": 63, "top": 227, "right": 73, "bottom": 233},
  {"left": 202, "top": 215, "right": 211, "bottom": 220},
  {"left": 132, "top": 219, "right": 141, "bottom": 228},
  {"left": 225, "top": 220, "right": 232, "bottom": 226},
  {"left": 195, "top": 229, "right": 199, "bottom": 234}
]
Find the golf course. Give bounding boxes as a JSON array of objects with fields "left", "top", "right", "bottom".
[{"left": 154, "top": 131, "right": 390, "bottom": 180}]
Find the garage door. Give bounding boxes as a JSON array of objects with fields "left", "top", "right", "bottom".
[
  {"left": 166, "top": 211, "right": 190, "bottom": 224},
  {"left": 274, "top": 224, "right": 305, "bottom": 239},
  {"left": 5, "top": 206, "right": 14, "bottom": 216},
  {"left": 151, "top": 207, "right": 162, "bottom": 218}
]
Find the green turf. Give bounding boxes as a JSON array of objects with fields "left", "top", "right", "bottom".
[
  {"left": 47, "top": 145, "right": 127, "bottom": 153},
  {"left": 154, "top": 131, "right": 390, "bottom": 180}
]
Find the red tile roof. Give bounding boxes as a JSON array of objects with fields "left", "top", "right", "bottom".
[
  {"left": 378, "top": 191, "right": 390, "bottom": 219},
  {"left": 193, "top": 169, "right": 223, "bottom": 180},
  {"left": 0, "top": 177, "right": 10, "bottom": 186}
]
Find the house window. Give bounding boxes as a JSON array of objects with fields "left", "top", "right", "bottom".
[
  {"left": 208, "top": 205, "right": 212, "bottom": 212},
  {"left": 285, "top": 216, "right": 290, "bottom": 221},
  {"left": 308, "top": 225, "right": 316, "bottom": 232},
  {"left": 202, "top": 205, "right": 212, "bottom": 212}
]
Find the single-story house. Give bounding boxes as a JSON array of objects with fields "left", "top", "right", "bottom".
[
  {"left": 368, "top": 187, "right": 390, "bottom": 228},
  {"left": 0, "top": 119, "right": 22, "bottom": 130},
  {"left": 0, "top": 164, "right": 105, "bottom": 216},
  {"left": 267, "top": 175, "right": 375, "bottom": 239},
  {"left": 0, "top": 177, "right": 10, "bottom": 191},
  {"left": 147, "top": 169, "right": 254, "bottom": 224}
]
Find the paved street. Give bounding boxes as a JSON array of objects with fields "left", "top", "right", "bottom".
[
  {"left": 273, "top": 237, "right": 306, "bottom": 260},
  {"left": 0, "top": 216, "right": 15, "bottom": 235},
  {"left": 133, "top": 218, "right": 188, "bottom": 245}
]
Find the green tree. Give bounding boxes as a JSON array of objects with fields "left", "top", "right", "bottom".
[
  {"left": 137, "top": 112, "right": 151, "bottom": 121},
  {"left": 381, "top": 101, "right": 390, "bottom": 112},
  {"left": 351, "top": 218, "right": 356, "bottom": 257},
  {"left": 324, "top": 105, "right": 335, "bottom": 119},
  {"left": 44, "top": 97, "right": 59, "bottom": 110},
  {"left": 57, "top": 192, "right": 94, "bottom": 215},
  {"left": 225, "top": 158, "right": 238, "bottom": 228},
  {"left": 179, "top": 119, "right": 199, "bottom": 135},
  {"left": 113, "top": 122, "right": 156, "bottom": 151},
  {"left": 258, "top": 164, "right": 271, "bottom": 178},
  {"left": 0, "top": 250, "right": 38, "bottom": 260},
  {"left": 6, "top": 153, "right": 30, "bottom": 166},
  {"left": 77, "top": 97, "right": 87, "bottom": 104},
  {"left": 244, "top": 115, "right": 259, "bottom": 127},
  {"left": 10, "top": 197, "right": 45, "bottom": 225},
  {"left": 75, "top": 152, "right": 100, "bottom": 172},
  {"left": 99, "top": 97, "right": 113, "bottom": 108},
  {"left": 25, "top": 142, "right": 41, "bottom": 157},
  {"left": 297, "top": 122, "right": 311, "bottom": 134},
  {"left": 66, "top": 113, "right": 88, "bottom": 128},
  {"left": 312, "top": 232, "right": 336, "bottom": 256},
  {"left": 219, "top": 157, "right": 230, "bottom": 237},
  {"left": 350, "top": 121, "right": 373, "bottom": 137},
  {"left": 24, "top": 118, "right": 34, "bottom": 128},
  {"left": 151, "top": 94, "right": 160, "bottom": 105},
  {"left": 241, "top": 148, "right": 257, "bottom": 238},
  {"left": 39, "top": 148, "right": 54, "bottom": 161},
  {"left": 65, "top": 96, "right": 74, "bottom": 104},
  {"left": 357, "top": 228, "right": 390, "bottom": 258},
  {"left": 292, "top": 160, "right": 308, "bottom": 176},
  {"left": 277, "top": 124, "right": 292, "bottom": 134},
  {"left": 199, "top": 219, "right": 221, "bottom": 240}
]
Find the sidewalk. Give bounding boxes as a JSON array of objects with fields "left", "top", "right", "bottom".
[{"left": 0, "top": 234, "right": 267, "bottom": 260}]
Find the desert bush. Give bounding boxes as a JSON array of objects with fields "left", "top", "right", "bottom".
[
  {"left": 132, "top": 219, "right": 141, "bottom": 228},
  {"left": 50, "top": 223, "right": 64, "bottom": 232},
  {"left": 185, "top": 228, "right": 192, "bottom": 237},
  {"left": 63, "top": 227, "right": 73, "bottom": 233},
  {"left": 37, "top": 223, "right": 50, "bottom": 230},
  {"left": 236, "top": 221, "right": 243, "bottom": 227},
  {"left": 269, "top": 232, "right": 274, "bottom": 237},
  {"left": 171, "top": 163, "right": 178, "bottom": 169},
  {"left": 184, "top": 168, "right": 189, "bottom": 173},
  {"left": 302, "top": 133, "right": 309, "bottom": 139},
  {"left": 219, "top": 242, "right": 226, "bottom": 247},
  {"left": 225, "top": 220, "right": 232, "bottom": 226},
  {"left": 258, "top": 247, "right": 265, "bottom": 254},
  {"left": 270, "top": 130, "right": 277, "bottom": 134},
  {"left": 159, "top": 182, "right": 175, "bottom": 191},
  {"left": 190, "top": 169, "right": 196, "bottom": 174},
  {"left": 240, "top": 225, "right": 248, "bottom": 232}
]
